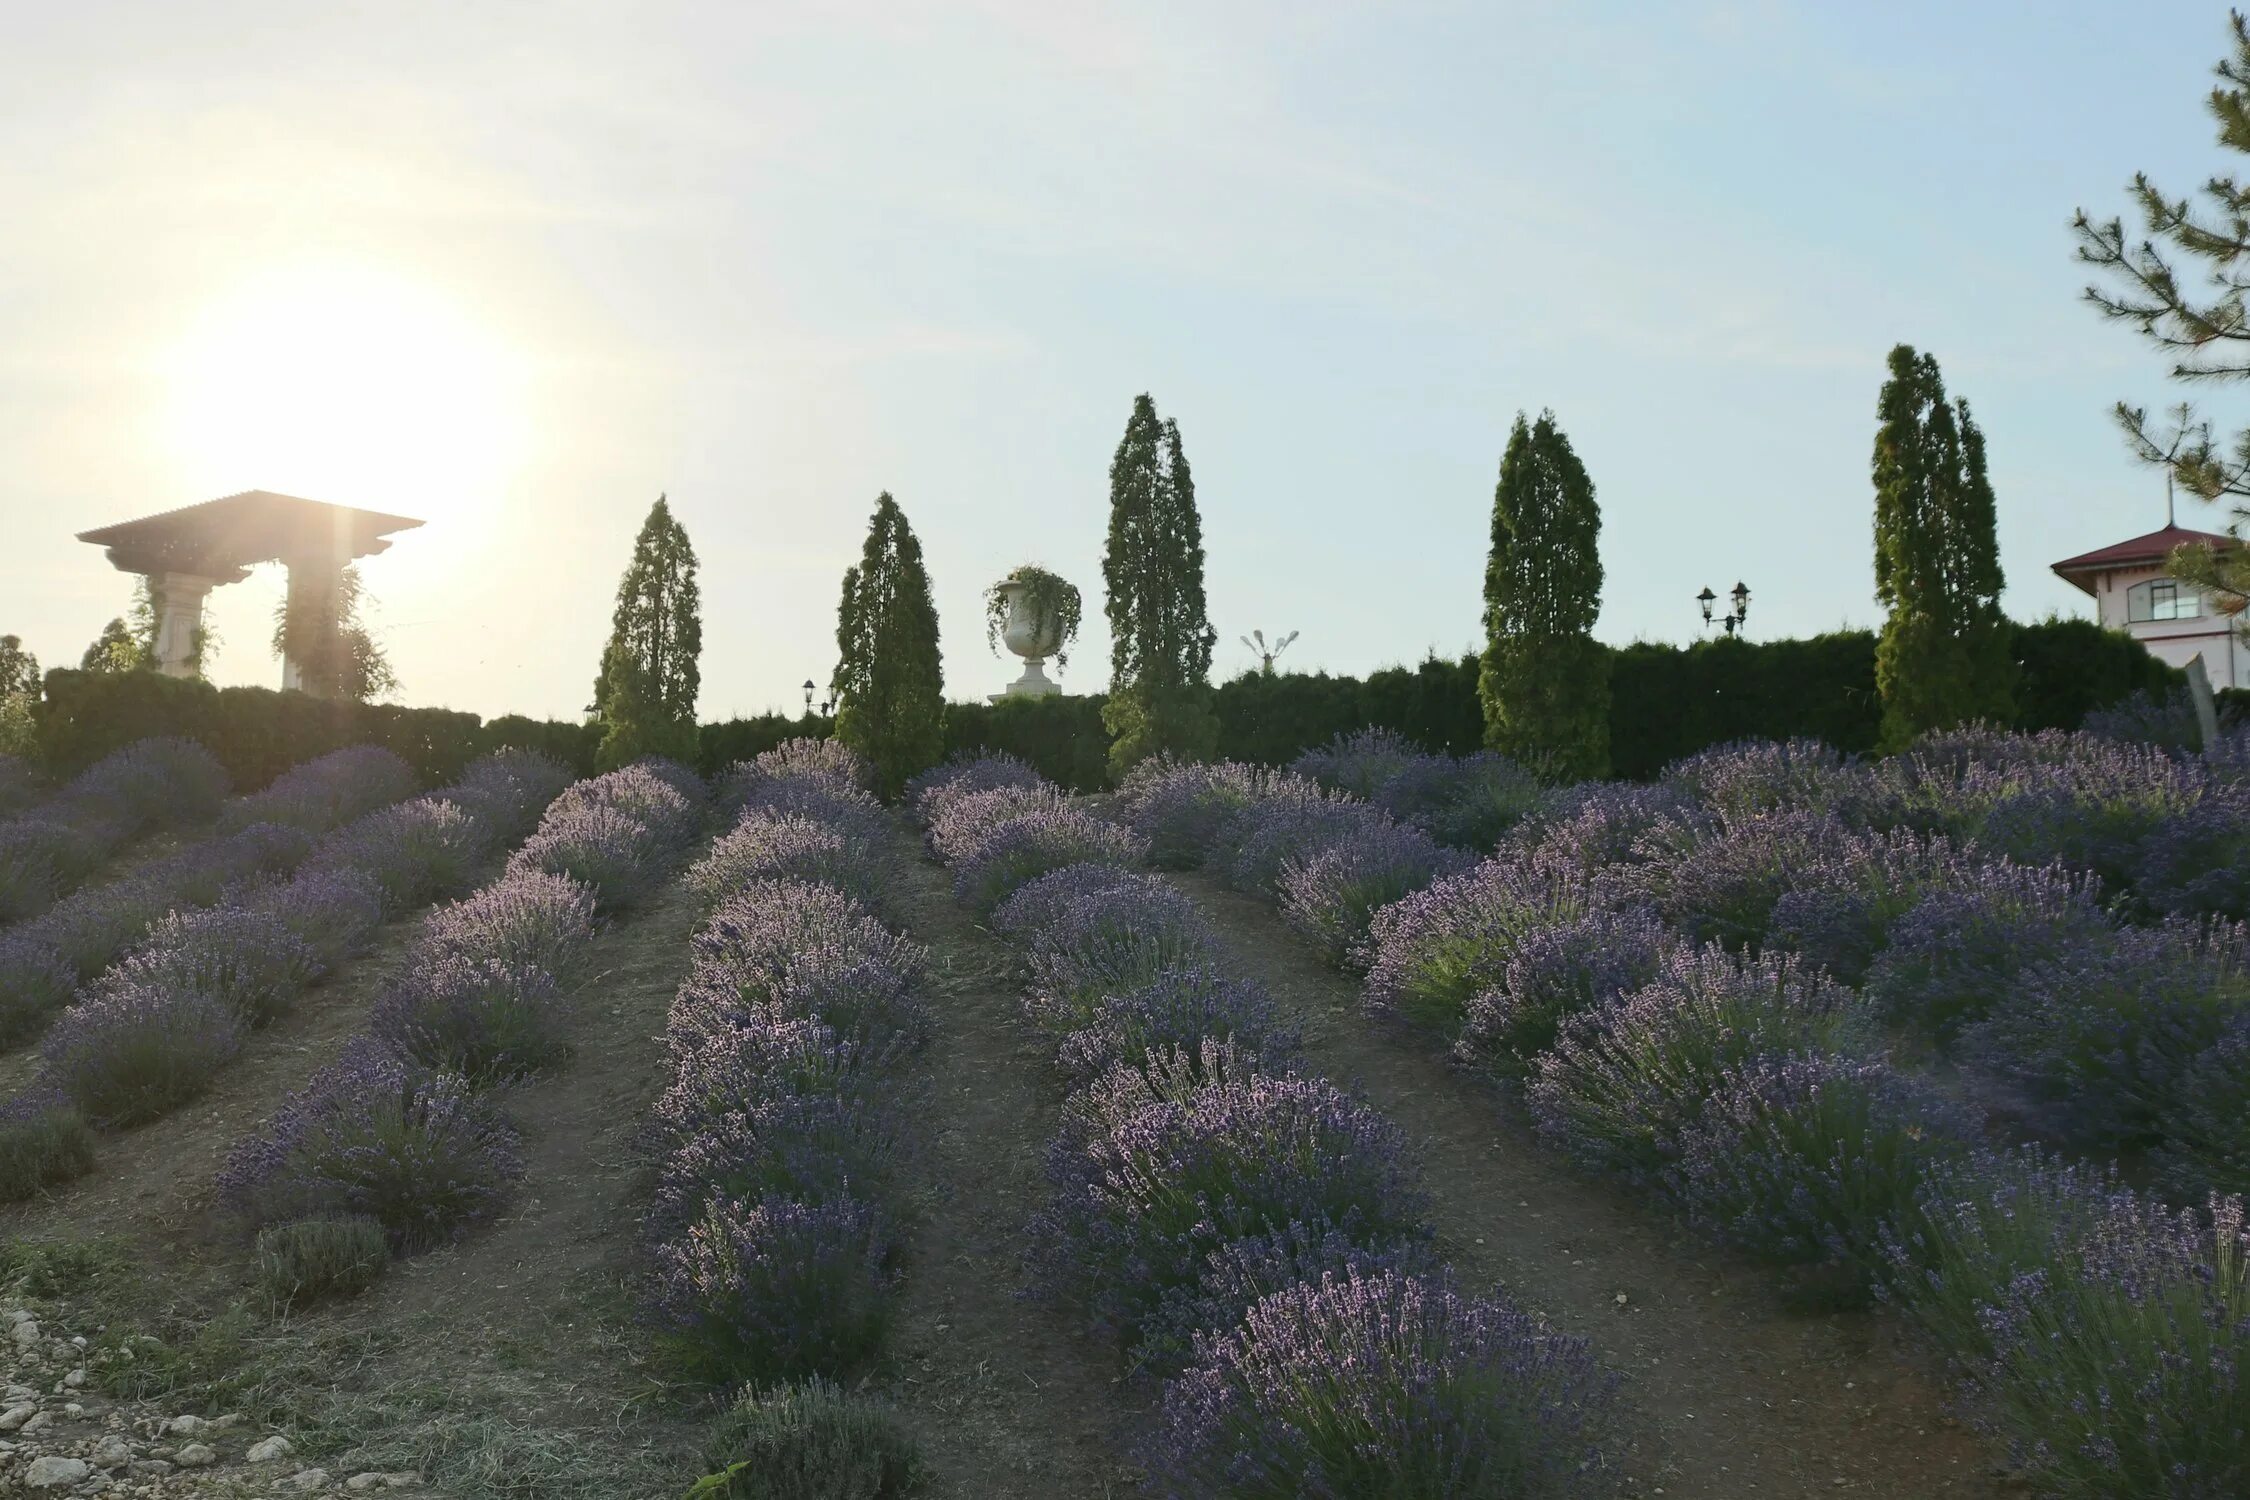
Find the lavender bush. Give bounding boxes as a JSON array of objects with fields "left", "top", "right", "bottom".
[
  {"left": 2129, "top": 788, "right": 2250, "bottom": 922},
  {"left": 1291, "top": 727, "right": 1422, "bottom": 800},
  {"left": 112, "top": 906, "right": 322, "bottom": 1027},
  {"left": 1660, "top": 737, "right": 1853, "bottom": 819},
  {"left": 1053, "top": 967, "right": 1301, "bottom": 1087},
  {"left": 925, "top": 783, "right": 1068, "bottom": 868},
  {"left": 1964, "top": 919, "right": 2250, "bottom": 1148},
  {"left": 415, "top": 870, "right": 598, "bottom": 977},
  {"left": 1219, "top": 792, "right": 1394, "bottom": 899},
  {"left": 218, "top": 745, "right": 416, "bottom": 835},
  {"left": 1862, "top": 859, "right": 2113, "bottom": 1041},
  {"left": 0, "top": 937, "right": 78, "bottom": 1047},
  {"left": 1640, "top": 809, "right": 1855, "bottom": 951},
  {"left": 952, "top": 806, "right": 1146, "bottom": 916},
  {"left": 546, "top": 761, "right": 704, "bottom": 850},
  {"left": 1018, "top": 877, "right": 1220, "bottom": 1034},
  {"left": 445, "top": 749, "right": 576, "bottom": 842},
  {"left": 644, "top": 1194, "right": 895, "bottom": 1385},
  {"left": 1277, "top": 821, "right": 1469, "bottom": 969},
  {"left": 679, "top": 880, "right": 928, "bottom": 1053},
  {"left": 1361, "top": 849, "right": 1614, "bottom": 1039},
  {"left": 1148, "top": 1268, "right": 1613, "bottom": 1500},
  {"left": 2155, "top": 1013, "right": 2250, "bottom": 1199},
  {"left": 42, "top": 982, "right": 243, "bottom": 1126},
  {"left": 689, "top": 812, "right": 891, "bottom": 916},
  {"left": 320, "top": 797, "right": 491, "bottom": 913},
  {"left": 904, "top": 752, "right": 1042, "bottom": 830},
  {"left": 250, "top": 868, "right": 388, "bottom": 968},
  {"left": 0, "top": 820, "right": 67, "bottom": 922},
  {"left": 655, "top": 1015, "right": 882, "bottom": 1147},
  {"left": 368, "top": 955, "right": 570, "bottom": 1084},
  {"left": 1526, "top": 946, "right": 1860, "bottom": 1182},
  {"left": 0, "top": 755, "right": 38, "bottom": 818},
  {"left": 0, "top": 1089, "right": 95, "bottom": 1202},
  {"left": 1375, "top": 751, "right": 1548, "bottom": 851},
  {"left": 509, "top": 804, "right": 662, "bottom": 910},
  {"left": 1665, "top": 1052, "right": 1971, "bottom": 1282},
  {"left": 649, "top": 1090, "right": 896, "bottom": 1244},
  {"left": 19, "top": 874, "right": 181, "bottom": 980},
  {"left": 219, "top": 1039, "right": 522, "bottom": 1250},
  {"left": 1510, "top": 780, "right": 1709, "bottom": 873},
  {"left": 1034, "top": 1046, "right": 1427, "bottom": 1343},
  {"left": 1454, "top": 906, "right": 1673, "bottom": 1079},
  {"left": 1113, "top": 757, "right": 1267, "bottom": 870}
]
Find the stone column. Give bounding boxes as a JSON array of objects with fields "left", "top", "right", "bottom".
[
  {"left": 150, "top": 573, "right": 215, "bottom": 679},
  {"left": 280, "top": 553, "right": 345, "bottom": 698}
]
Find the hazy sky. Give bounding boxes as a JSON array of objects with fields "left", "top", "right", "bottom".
[{"left": 1, "top": 1, "right": 2239, "bottom": 721}]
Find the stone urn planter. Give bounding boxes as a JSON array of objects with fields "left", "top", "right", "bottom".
[{"left": 991, "top": 579, "right": 1064, "bottom": 700}]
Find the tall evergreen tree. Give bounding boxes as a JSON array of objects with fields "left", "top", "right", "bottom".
[
  {"left": 593, "top": 495, "right": 702, "bottom": 771},
  {"left": 832, "top": 492, "right": 945, "bottom": 796},
  {"left": 1100, "top": 392, "right": 1219, "bottom": 774},
  {"left": 1871, "top": 344, "right": 2014, "bottom": 747},
  {"left": 2075, "top": 12, "right": 2250, "bottom": 627},
  {"left": 1478, "top": 410, "right": 1609, "bottom": 777}
]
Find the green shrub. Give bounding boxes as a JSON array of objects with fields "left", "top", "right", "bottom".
[
  {"left": 690, "top": 1378, "right": 924, "bottom": 1500},
  {"left": 254, "top": 1216, "right": 390, "bottom": 1309},
  {"left": 942, "top": 695, "right": 1111, "bottom": 792},
  {"left": 0, "top": 1100, "right": 97, "bottom": 1202}
]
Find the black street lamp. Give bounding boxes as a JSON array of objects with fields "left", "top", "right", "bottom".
[
  {"left": 802, "top": 679, "right": 816, "bottom": 716},
  {"left": 1697, "top": 581, "right": 1751, "bottom": 636}
]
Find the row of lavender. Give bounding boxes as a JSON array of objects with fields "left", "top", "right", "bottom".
[
  {"left": 918, "top": 755, "right": 1614, "bottom": 1497},
  {"left": 1120, "top": 730, "right": 2249, "bottom": 1498},
  {"left": 0, "top": 748, "right": 577, "bottom": 1204},
  {"left": 214, "top": 758, "right": 708, "bottom": 1303},
  {"left": 634, "top": 742, "right": 938, "bottom": 1487},
  {"left": 0, "top": 745, "right": 424, "bottom": 1048},
  {"left": 0, "top": 737, "right": 232, "bottom": 925}
]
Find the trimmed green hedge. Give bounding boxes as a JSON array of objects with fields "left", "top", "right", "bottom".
[{"left": 37, "top": 614, "right": 2180, "bottom": 797}]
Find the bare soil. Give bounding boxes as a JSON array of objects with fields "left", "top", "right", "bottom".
[
  {"left": 878, "top": 836, "right": 1145, "bottom": 1499},
  {"left": 1168, "top": 872, "right": 2011, "bottom": 1499}
]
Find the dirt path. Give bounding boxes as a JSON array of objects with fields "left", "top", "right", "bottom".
[
  {"left": 881, "top": 834, "right": 1144, "bottom": 1499},
  {"left": 1169, "top": 873, "right": 2005, "bottom": 1500}
]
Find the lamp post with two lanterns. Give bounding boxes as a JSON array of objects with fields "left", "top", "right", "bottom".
[{"left": 1696, "top": 581, "right": 1751, "bottom": 637}]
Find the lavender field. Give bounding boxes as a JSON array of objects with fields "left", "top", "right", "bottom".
[{"left": 0, "top": 721, "right": 2242, "bottom": 1499}]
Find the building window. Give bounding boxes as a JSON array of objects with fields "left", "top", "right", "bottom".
[{"left": 2128, "top": 577, "right": 2204, "bottom": 622}]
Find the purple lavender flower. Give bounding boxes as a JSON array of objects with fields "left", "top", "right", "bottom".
[
  {"left": 1664, "top": 1052, "right": 1971, "bottom": 1281},
  {"left": 1147, "top": 1268, "right": 1614, "bottom": 1499},
  {"left": 0, "top": 755, "right": 39, "bottom": 818},
  {"left": 1361, "top": 847, "right": 1617, "bottom": 1039},
  {"left": 219, "top": 745, "right": 416, "bottom": 835},
  {"left": 677, "top": 879, "right": 928, "bottom": 1054},
  {"left": 687, "top": 811, "right": 891, "bottom": 915},
  {"left": 643, "top": 1193, "right": 895, "bottom": 1385},
  {"left": 445, "top": 749, "right": 577, "bottom": 842},
  {"left": 2155, "top": 1011, "right": 2250, "bottom": 1200},
  {"left": 1862, "top": 858, "right": 2113, "bottom": 1040},
  {"left": 414, "top": 870, "right": 598, "bottom": 978},
  {"left": 0, "top": 820, "right": 67, "bottom": 922},
  {"left": 250, "top": 868, "right": 387, "bottom": 968},
  {"left": 42, "top": 981, "right": 243, "bottom": 1126},
  {"left": 1455, "top": 906, "right": 1674, "bottom": 1079},
  {"left": 1113, "top": 757, "right": 1268, "bottom": 869},
  {"left": 1374, "top": 751, "right": 1548, "bottom": 851},
  {"left": 951, "top": 805, "right": 1146, "bottom": 916},
  {"left": 0, "top": 937, "right": 77, "bottom": 1047},
  {"left": 1034, "top": 1048, "right": 1427, "bottom": 1343},
  {"left": 1658, "top": 736, "right": 1854, "bottom": 819},
  {"left": 543, "top": 762, "right": 704, "bottom": 850},
  {"left": 112, "top": 905, "right": 322, "bottom": 1027},
  {"left": 1640, "top": 809, "right": 1856, "bottom": 951},
  {"left": 318, "top": 797, "right": 492, "bottom": 914},
  {"left": 654, "top": 1014, "right": 882, "bottom": 1147},
  {"left": 1509, "top": 779, "right": 1711, "bottom": 872},
  {"left": 1525, "top": 944, "right": 1861, "bottom": 1182},
  {"left": 19, "top": 874, "right": 180, "bottom": 980},
  {"left": 1218, "top": 791, "right": 1393, "bottom": 899},
  {"left": 218, "top": 1038, "right": 522, "bottom": 1249},
  {"left": 1277, "top": 821, "right": 1471, "bottom": 970},
  {"left": 1764, "top": 828, "right": 1987, "bottom": 985},
  {"left": 925, "top": 783, "right": 1068, "bottom": 868},
  {"left": 0, "top": 1086, "right": 95, "bottom": 1202},
  {"left": 2129, "top": 784, "right": 2250, "bottom": 922},
  {"left": 987, "top": 862, "right": 1146, "bottom": 944},
  {"left": 716, "top": 739, "right": 871, "bottom": 820},
  {"left": 647, "top": 1089, "right": 895, "bottom": 1244},
  {"left": 905, "top": 752, "right": 1043, "bottom": 830},
  {"left": 1962, "top": 918, "right": 2248, "bottom": 1148},
  {"left": 65, "top": 737, "right": 229, "bottom": 833},
  {"left": 1018, "top": 878, "right": 1220, "bottom": 1034},
  {"left": 1053, "top": 967, "right": 1301, "bottom": 1086},
  {"left": 1290, "top": 727, "right": 1422, "bottom": 800},
  {"left": 2081, "top": 684, "right": 2222, "bottom": 754},
  {"left": 508, "top": 804, "right": 660, "bottom": 910},
  {"left": 368, "top": 955, "right": 570, "bottom": 1084},
  {"left": 1972, "top": 736, "right": 2211, "bottom": 893}
]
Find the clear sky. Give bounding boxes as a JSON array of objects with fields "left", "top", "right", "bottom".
[{"left": 1, "top": 1, "right": 2239, "bottom": 721}]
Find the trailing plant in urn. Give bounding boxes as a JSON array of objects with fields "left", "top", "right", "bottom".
[{"left": 985, "top": 564, "right": 1082, "bottom": 671}]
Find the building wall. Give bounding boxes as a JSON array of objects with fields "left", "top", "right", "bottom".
[{"left": 2084, "top": 562, "right": 2248, "bottom": 688}]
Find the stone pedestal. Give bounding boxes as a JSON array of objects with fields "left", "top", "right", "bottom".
[
  {"left": 280, "top": 553, "right": 345, "bottom": 697},
  {"left": 151, "top": 573, "right": 215, "bottom": 678}
]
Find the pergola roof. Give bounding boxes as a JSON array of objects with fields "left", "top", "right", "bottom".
[
  {"left": 77, "top": 491, "right": 423, "bottom": 582},
  {"left": 2050, "top": 523, "right": 2236, "bottom": 597}
]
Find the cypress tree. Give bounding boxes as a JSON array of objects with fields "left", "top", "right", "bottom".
[
  {"left": 0, "top": 637, "right": 36, "bottom": 699},
  {"left": 1478, "top": 410, "right": 1610, "bottom": 778},
  {"left": 1871, "top": 345, "right": 2014, "bottom": 747},
  {"left": 593, "top": 495, "right": 702, "bottom": 770},
  {"left": 833, "top": 492, "right": 945, "bottom": 796},
  {"left": 1100, "top": 393, "right": 1218, "bottom": 775}
]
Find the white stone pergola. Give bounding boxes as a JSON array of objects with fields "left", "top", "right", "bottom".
[{"left": 76, "top": 490, "right": 423, "bottom": 697}]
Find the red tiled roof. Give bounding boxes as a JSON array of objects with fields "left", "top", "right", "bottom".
[{"left": 2050, "top": 524, "right": 2235, "bottom": 575}]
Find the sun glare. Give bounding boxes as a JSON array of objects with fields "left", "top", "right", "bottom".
[{"left": 163, "top": 265, "right": 527, "bottom": 547}]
